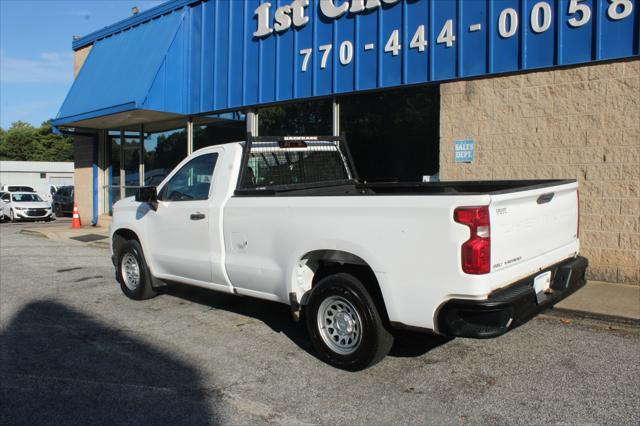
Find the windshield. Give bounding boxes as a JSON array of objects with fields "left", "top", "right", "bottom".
[
  {"left": 8, "top": 186, "right": 35, "bottom": 192},
  {"left": 12, "top": 194, "right": 43, "bottom": 202}
]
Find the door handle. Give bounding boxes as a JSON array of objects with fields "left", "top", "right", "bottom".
[
  {"left": 537, "top": 192, "right": 554, "bottom": 204},
  {"left": 190, "top": 213, "right": 206, "bottom": 220}
]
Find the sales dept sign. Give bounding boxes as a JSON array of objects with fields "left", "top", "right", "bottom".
[{"left": 455, "top": 140, "right": 475, "bottom": 163}]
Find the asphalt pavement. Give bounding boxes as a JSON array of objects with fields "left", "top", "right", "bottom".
[{"left": 1, "top": 222, "right": 639, "bottom": 425}]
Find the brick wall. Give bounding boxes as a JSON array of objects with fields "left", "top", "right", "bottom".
[{"left": 439, "top": 59, "right": 639, "bottom": 285}]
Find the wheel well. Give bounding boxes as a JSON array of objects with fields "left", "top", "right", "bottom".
[
  {"left": 297, "top": 251, "right": 390, "bottom": 324},
  {"left": 112, "top": 228, "right": 140, "bottom": 254}
]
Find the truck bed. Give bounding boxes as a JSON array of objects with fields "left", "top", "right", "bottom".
[{"left": 234, "top": 179, "right": 576, "bottom": 197}]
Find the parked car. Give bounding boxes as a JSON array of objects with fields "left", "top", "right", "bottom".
[
  {"left": 110, "top": 135, "right": 587, "bottom": 370},
  {"left": 52, "top": 186, "right": 74, "bottom": 217},
  {"left": 1, "top": 192, "right": 53, "bottom": 222},
  {"left": 36, "top": 184, "right": 59, "bottom": 203},
  {"left": 0, "top": 184, "right": 60, "bottom": 203},
  {"left": 0, "top": 192, "right": 6, "bottom": 222}
]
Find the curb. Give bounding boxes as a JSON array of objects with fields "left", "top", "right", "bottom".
[
  {"left": 18, "top": 228, "right": 110, "bottom": 248},
  {"left": 88, "top": 241, "right": 110, "bottom": 249},
  {"left": 543, "top": 306, "right": 640, "bottom": 327},
  {"left": 19, "top": 229, "right": 49, "bottom": 239}
]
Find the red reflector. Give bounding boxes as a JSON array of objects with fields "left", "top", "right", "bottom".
[
  {"left": 278, "top": 140, "right": 308, "bottom": 148},
  {"left": 454, "top": 206, "right": 491, "bottom": 275}
]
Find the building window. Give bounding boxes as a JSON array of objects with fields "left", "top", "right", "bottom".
[
  {"left": 258, "top": 99, "right": 332, "bottom": 136},
  {"left": 193, "top": 112, "right": 246, "bottom": 151},
  {"left": 108, "top": 130, "right": 121, "bottom": 214},
  {"left": 40, "top": 173, "right": 46, "bottom": 179},
  {"left": 339, "top": 86, "right": 440, "bottom": 182},
  {"left": 123, "top": 131, "right": 141, "bottom": 197},
  {"left": 144, "top": 127, "right": 188, "bottom": 186}
]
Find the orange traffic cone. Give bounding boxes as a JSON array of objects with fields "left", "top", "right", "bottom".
[{"left": 71, "top": 202, "right": 82, "bottom": 229}]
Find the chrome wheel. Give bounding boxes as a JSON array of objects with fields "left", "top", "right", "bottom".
[
  {"left": 121, "top": 252, "right": 141, "bottom": 291},
  {"left": 317, "top": 295, "right": 363, "bottom": 355}
]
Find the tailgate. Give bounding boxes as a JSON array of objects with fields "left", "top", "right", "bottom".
[{"left": 489, "top": 181, "right": 579, "bottom": 272}]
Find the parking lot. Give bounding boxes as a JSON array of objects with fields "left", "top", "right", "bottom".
[
  {"left": 1, "top": 222, "right": 639, "bottom": 425},
  {"left": 1, "top": 216, "right": 72, "bottom": 227}
]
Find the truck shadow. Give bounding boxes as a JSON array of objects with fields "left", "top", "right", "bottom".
[
  {"left": 0, "top": 301, "right": 215, "bottom": 425},
  {"left": 160, "top": 284, "right": 315, "bottom": 354},
  {"left": 159, "top": 284, "right": 451, "bottom": 361},
  {"left": 388, "top": 331, "right": 452, "bottom": 358}
]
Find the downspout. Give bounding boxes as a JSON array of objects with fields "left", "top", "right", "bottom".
[{"left": 92, "top": 135, "right": 99, "bottom": 226}]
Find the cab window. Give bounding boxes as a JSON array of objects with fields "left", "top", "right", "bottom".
[{"left": 158, "top": 153, "right": 218, "bottom": 202}]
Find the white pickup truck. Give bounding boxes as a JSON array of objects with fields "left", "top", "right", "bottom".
[{"left": 110, "top": 135, "right": 587, "bottom": 370}]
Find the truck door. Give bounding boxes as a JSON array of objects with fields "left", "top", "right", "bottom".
[{"left": 145, "top": 152, "right": 219, "bottom": 284}]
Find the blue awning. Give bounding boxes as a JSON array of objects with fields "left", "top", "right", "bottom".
[
  {"left": 53, "top": 8, "right": 186, "bottom": 128},
  {"left": 56, "top": 0, "right": 639, "bottom": 130}
]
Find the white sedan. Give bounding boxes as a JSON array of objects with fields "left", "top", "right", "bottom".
[
  {"left": 0, "top": 192, "right": 53, "bottom": 222},
  {"left": 0, "top": 192, "right": 5, "bottom": 221}
]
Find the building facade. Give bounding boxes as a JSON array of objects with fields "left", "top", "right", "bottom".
[
  {"left": 54, "top": 0, "right": 639, "bottom": 284},
  {"left": 0, "top": 161, "right": 74, "bottom": 189}
]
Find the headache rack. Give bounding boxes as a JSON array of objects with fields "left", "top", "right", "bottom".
[{"left": 235, "top": 133, "right": 359, "bottom": 194}]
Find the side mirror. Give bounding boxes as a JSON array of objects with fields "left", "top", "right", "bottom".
[{"left": 136, "top": 186, "right": 158, "bottom": 211}]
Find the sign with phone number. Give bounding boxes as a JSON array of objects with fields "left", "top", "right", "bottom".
[
  {"left": 58, "top": 0, "right": 638, "bottom": 125},
  {"left": 246, "top": 0, "right": 638, "bottom": 100},
  {"left": 281, "top": 0, "right": 635, "bottom": 72}
]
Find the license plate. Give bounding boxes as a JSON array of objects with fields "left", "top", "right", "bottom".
[{"left": 533, "top": 271, "right": 552, "bottom": 303}]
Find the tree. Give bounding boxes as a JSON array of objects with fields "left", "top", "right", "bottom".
[
  {"left": 0, "top": 121, "right": 35, "bottom": 160},
  {"left": 0, "top": 127, "right": 8, "bottom": 160},
  {"left": 0, "top": 120, "right": 73, "bottom": 161}
]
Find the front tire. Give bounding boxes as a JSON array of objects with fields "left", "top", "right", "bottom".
[
  {"left": 10, "top": 210, "right": 18, "bottom": 223},
  {"left": 116, "top": 240, "right": 157, "bottom": 300},
  {"left": 305, "top": 272, "right": 393, "bottom": 371}
]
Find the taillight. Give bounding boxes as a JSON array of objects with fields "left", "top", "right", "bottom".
[{"left": 454, "top": 206, "right": 491, "bottom": 274}]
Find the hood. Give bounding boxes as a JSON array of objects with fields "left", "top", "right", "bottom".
[{"left": 114, "top": 196, "right": 136, "bottom": 207}]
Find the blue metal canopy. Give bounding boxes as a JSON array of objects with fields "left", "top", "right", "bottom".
[
  {"left": 55, "top": 0, "right": 639, "bottom": 129},
  {"left": 53, "top": 8, "right": 186, "bottom": 127}
]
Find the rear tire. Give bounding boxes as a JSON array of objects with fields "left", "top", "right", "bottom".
[
  {"left": 305, "top": 272, "right": 393, "bottom": 371},
  {"left": 116, "top": 240, "right": 157, "bottom": 300}
]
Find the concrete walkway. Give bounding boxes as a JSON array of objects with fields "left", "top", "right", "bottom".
[
  {"left": 19, "top": 221, "right": 109, "bottom": 249},
  {"left": 18, "top": 221, "right": 640, "bottom": 323},
  {"left": 554, "top": 281, "right": 640, "bottom": 322}
]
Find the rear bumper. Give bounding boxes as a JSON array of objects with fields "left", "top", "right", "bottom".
[{"left": 436, "top": 256, "right": 588, "bottom": 338}]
